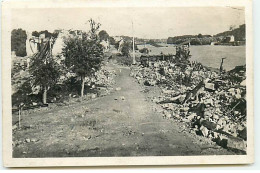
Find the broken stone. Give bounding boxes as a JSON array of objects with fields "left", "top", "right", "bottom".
[
  {"left": 201, "top": 120, "right": 217, "bottom": 130},
  {"left": 213, "top": 114, "right": 219, "bottom": 120},
  {"left": 12, "top": 124, "right": 18, "bottom": 130},
  {"left": 25, "top": 138, "right": 31, "bottom": 143},
  {"left": 200, "top": 125, "right": 209, "bottom": 137},
  {"left": 91, "top": 94, "right": 97, "bottom": 99},
  {"left": 203, "top": 98, "right": 213, "bottom": 106},
  {"left": 116, "top": 87, "right": 121, "bottom": 91},
  {"left": 205, "top": 82, "right": 215, "bottom": 91},
  {"left": 240, "top": 79, "right": 246, "bottom": 86},
  {"left": 187, "top": 113, "right": 197, "bottom": 121},
  {"left": 31, "top": 138, "right": 38, "bottom": 142}
]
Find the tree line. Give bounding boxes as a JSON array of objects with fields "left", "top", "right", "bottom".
[{"left": 167, "top": 24, "right": 246, "bottom": 45}]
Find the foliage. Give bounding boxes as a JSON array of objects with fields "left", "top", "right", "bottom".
[
  {"left": 29, "top": 39, "right": 61, "bottom": 103},
  {"left": 11, "top": 28, "right": 27, "bottom": 57},
  {"left": 32, "top": 30, "right": 59, "bottom": 39},
  {"left": 109, "top": 37, "right": 116, "bottom": 45},
  {"left": 30, "top": 56, "right": 61, "bottom": 89},
  {"left": 63, "top": 37, "right": 103, "bottom": 77},
  {"left": 167, "top": 24, "right": 246, "bottom": 45},
  {"left": 62, "top": 19, "right": 104, "bottom": 97},
  {"left": 121, "top": 42, "right": 131, "bottom": 57},
  {"left": 114, "top": 55, "right": 132, "bottom": 66},
  {"left": 139, "top": 47, "right": 149, "bottom": 54},
  {"left": 98, "top": 30, "right": 110, "bottom": 41},
  {"left": 215, "top": 24, "right": 246, "bottom": 41}
]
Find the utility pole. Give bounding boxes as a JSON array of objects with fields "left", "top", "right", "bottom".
[{"left": 132, "top": 21, "right": 136, "bottom": 65}]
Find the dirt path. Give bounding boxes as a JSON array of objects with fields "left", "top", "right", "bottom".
[{"left": 13, "top": 63, "right": 234, "bottom": 157}]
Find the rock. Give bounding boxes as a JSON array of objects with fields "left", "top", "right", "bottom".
[
  {"left": 201, "top": 120, "right": 217, "bottom": 130},
  {"left": 203, "top": 98, "right": 213, "bottom": 106},
  {"left": 212, "top": 114, "right": 219, "bottom": 120},
  {"left": 200, "top": 125, "right": 209, "bottom": 137},
  {"left": 213, "top": 132, "right": 219, "bottom": 138},
  {"left": 120, "top": 96, "right": 125, "bottom": 100},
  {"left": 163, "top": 110, "right": 172, "bottom": 119},
  {"left": 12, "top": 124, "right": 18, "bottom": 130},
  {"left": 91, "top": 94, "right": 97, "bottom": 99},
  {"left": 180, "top": 107, "right": 189, "bottom": 112},
  {"left": 187, "top": 113, "right": 197, "bottom": 121},
  {"left": 235, "top": 93, "right": 241, "bottom": 99},
  {"left": 32, "top": 102, "right": 37, "bottom": 106},
  {"left": 228, "top": 88, "right": 236, "bottom": 96},
  {"left": 240, "top": 79, "right": 246, "bottom": 86},
  {"left": 176, "top": 114, "right": 181, "bottom": 119},
  {"left": 25, "top": 138, "right": 31, "bottom": 143},
  {"left": 216, "top": 124, "right": 222, "bottom": 130},
  {"left": 31, "top": 138, "right": 38, "bottom": 142},
  {"left": 204, "top": 111, "right": 213, "bottom": 118},
  {"left": 116, "top": 87, "right": 121, "bottom": 91},
  {"left": 205, "top": 82, "right": 215, "bottom": 91}
]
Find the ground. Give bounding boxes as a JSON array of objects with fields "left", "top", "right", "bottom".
[{"left": 12, "top": 62, "right": 235, "bottom": 157}]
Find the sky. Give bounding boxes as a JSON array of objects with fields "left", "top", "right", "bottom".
[{"left": 11, "top": 7, "right": 245, "bottom": 39}]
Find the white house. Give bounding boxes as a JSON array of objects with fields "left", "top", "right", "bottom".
[{"left": 100, "top": 40, "right": 110, "bottom": 52}]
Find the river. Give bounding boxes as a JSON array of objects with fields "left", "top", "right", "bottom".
[{"left": 137, "top": 44, "right": 246, "bottom": 71}]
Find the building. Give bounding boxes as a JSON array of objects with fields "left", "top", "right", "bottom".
[{"left": 225, "top": 35, "right": 235, "bottom": 42}]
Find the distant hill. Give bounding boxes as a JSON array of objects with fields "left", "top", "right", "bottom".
[
  {"left": 166, "top": 24, "right": 246, "bottom": 45},
  {"left": 214, "top": 24, "right": 245, "bottom": 41}
]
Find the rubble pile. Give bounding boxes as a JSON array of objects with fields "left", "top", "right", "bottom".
[
  {"left": 131, "top": 55, "right": 247, "bottom": 152},
  {"left": 86, "top": 65, "right": 117, "bottom": 96},
  {"left": 92, "top": 65, "right": 116, "bottom": 87}
]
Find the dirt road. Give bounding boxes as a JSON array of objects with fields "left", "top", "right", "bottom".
[{"left": 13, "top": 63, "right": 234, "bottom": 157}]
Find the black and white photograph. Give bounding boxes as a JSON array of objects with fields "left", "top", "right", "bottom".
[{"left": 2, "top": 0, "right": 254, "bottom": 167}]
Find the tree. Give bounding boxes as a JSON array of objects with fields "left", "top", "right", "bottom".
[
  {"left": 62, "top": 19, "right": 104, "bottom": 98},
  {"left": 198, "top": 33, "right": 203, "bottom": 38},
  {"left": 109, "top": 36, "right": 116, "bottom": 45},
  {"left": 32, "top": 30, "right": 59, "bottom": 39},
  {"left": 121, "top": 41, "right": 131, "bottom": 57},
  {"left": 29, "top": 38, "right": 61, "bottom": 104},
  {"left": 98, "top": 30, "right": 109, "bottom": 41},
  {"left": 11, "top": 28, "right": 27, "bottom": 57},
  {"left": 32, "top": 31, "right": 40, "bottom": 37}
]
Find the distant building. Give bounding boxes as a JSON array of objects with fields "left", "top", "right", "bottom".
[
  {"left": 100, "top": 40, "right": 110, "bottom": 52},
  {"left": 225, "top": 35, "right": 235, "bottom": 42}
]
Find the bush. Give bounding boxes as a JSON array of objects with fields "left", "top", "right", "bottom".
[
  {"left": 139, "top": 48, "right": 149, "bottom": 54},
  {"left": 114, "top": 55, "right": 132, "bottom": 66}
]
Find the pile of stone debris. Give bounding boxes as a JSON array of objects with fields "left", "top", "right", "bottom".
[
  {"left": 85, "top": 65, "right": 117, "bottom": 97},
  {"left": 130, "top": 59, "right": 247, "bottom": 153}
]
